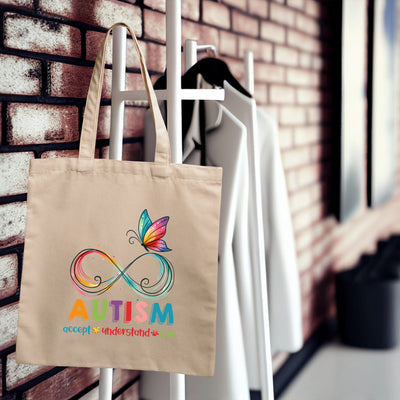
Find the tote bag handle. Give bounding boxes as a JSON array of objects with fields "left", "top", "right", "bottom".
[{"left": 79, "top": 22, "right": 171, "bottom": 164}]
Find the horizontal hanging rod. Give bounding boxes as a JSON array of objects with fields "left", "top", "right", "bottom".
[
  {"left": 113, "top": 88, "right": 225, "bottom": 101},
  {"left": 196, "top": 44, "right": 217, "bottom": 55}
]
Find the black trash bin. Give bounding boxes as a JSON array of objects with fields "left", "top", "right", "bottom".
[{"left": 335, "top": 236, "right": 400, "bottom": 349}]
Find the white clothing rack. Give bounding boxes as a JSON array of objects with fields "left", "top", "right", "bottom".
[{"left": 103, "top": 2, "right": 274, "bottom": 400}]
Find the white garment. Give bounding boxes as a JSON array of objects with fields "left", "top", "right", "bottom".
[
  {"left": 222, "top": 82, "right": 273, "bottom": 395},
  {"left": 185, "top": 100, "right": 250, "bottom": 400},
  {"left": 257, "top": 110, "right": 303, "bottom": 353},
  {"left": 140, "top": 96, "right": 250, "bottom": 400}
]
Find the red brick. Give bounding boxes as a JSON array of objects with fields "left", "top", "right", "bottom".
[
  {"left": 293, "top": 125, "right": 321, "bottom": 145},
  {"left": 144, "top": 9, "right": 165, "bottom": 43},
  {"left": 8, "top": 104, "right": 79, "bottom": 145},
  {"left": 296, "top": 227, "right": 314, "bottom": 251},
  {"left": 77, "top": 369, "right": 140, "bottom": 399},
  {"left": 297, "top": 248, "right": 313, "bottom": 271},
  {"left": 253, "top": 83, "right": 268, "bottom": 104},
  {"left": 297, "top": 88, "right": 322, "bottom": 104},
  {"left": 305, "top": 0, "right": 322, "bottom": 18},
  {"left": 203, "top": 1, "right": 230, "bottom": 29},
  {"left": 287, "top": 0, "right": 305, "bottom": 9},
  {"left": 254, "top": 62, "right": 285, "bottom": 83},
  {"left": 238, "top": 38, "right": 272, "bottom": 62},
  {"left": 296, "top": 13, "right": 320, "bottom": 36},
  {"left": 39, "top": 0, "right": 142, "bottom": 33},
  {"left": 292, "top": 203, "right": 323, "bottom": 232},
  {"left": 300, "top": 269, "right": 313, "bottom": 296},
  {"left": 289, "top": 188, "right": 312, "bottom": 214},
  {"left": 24, "top": 368, "right": 99, "bottom": 400},
  {"left": 182, "top": 0, "right": 200, "bottom": 20},
  {"left": 86, "top": 31, "right": 137, "bottom": 69},
  {"left": 0, "top": 54, "right": 41, "bottom": 95},
  {"left": 278, "top": 127, "right": 294, "bottom": 149},
  {"left": 113, "top": 369, "right": 140, "bottom": 392},
  {"left": 290, "top": 184, "right": 321, "bottom": 213},
  {"left": 144, "top": 0, "right": 164, "bottom": 12},
  {"left": 287, "top": 68, "right": 320, "bottom": 86},
  {"left": 1, "top": 201, "right": 25, "bottom": 249},
  {"left": 270, "top": 3, "right": 296, "bottom": 26},
  {"left": 49, "top": 62, "right": 112, "bottom": 98},
  {"left": 280, "top": 106, "right": 307, "bottom": 125},
  {"left": 287, "top": 30, "right": 321, "bottom": 53},
  {"left": 312, "top": 55, "right": 324, "bottom": 70},
  {"left": 274, "top": 45, "right": 299, "bottom": 66},
  {"left": 307, "top": 106, "right": 324, "bottom": 123},
  {"left": 222, "top": 0, "right": 247, "bottom": 10},
  {"left": 219, "top": 31, "right": 238, "bottom": 58},
  {"left": 248, "top": 0, "right": 269, "bottom": 18},
  {"left": 125, "top": 72, "right": 148, "bottom": 92},
  {"left": 260, "top": 21, "right": 286, "bottom": 44},
  {"left": 269, "top": 84, "right": 296, "bottom": 104},
  {"left": 310, "top": 143, "right": 331, "bottom": 162},
  {"left": 4, "top": 13, "right": 81, "bottom": 58},
  {"left": 282, "top": 146, "right": 311, "bottom": 169},
  {"left": 101, "top": 142, "right": 142, "bottom": 161},
  {"left": 182, "top": 20, "right": 219, "bottom": 49},
  {"left": 220, "top": 56, "right": 244, "bottom": 81},
  {"left": 0, "top": 303, "right": 18, "bottom": 350},
  {"left": 0, "top": 152, "right": 34, "bottom": 197},
  {"left": 285, "top": 169, "right": 298, "bottom": 191},
  {"left": 0, "top": 254, "right": 18, "bottom": 300},
  {"left": 114, "top": 382, "right": 139, "bottom": 400},
  {"left": 299, "top": 52, "right": 312, "bottom": 68},
  {"left": 144, "top": 41, "right": 166, "bottom": 73},
  {"left": 41, "top": 150, "right": 80, "bottom": 158},
  {"left": 232, "top": 10, "right": 259, "bottom": 37},
  {"left": 0, "top": 0, "right": 33, "bottom": 7},
  {"left": 86, "top": 32, "right": 165, "bottom": 73},
  {"left": 6, "top": 353, "right": 52, "bottom": 391},
  {"left": 97, "top": 106, "right": 145, "bottom": 139},
  {"left": 297, "top": 163, "right": 323, "bottom": 187}
]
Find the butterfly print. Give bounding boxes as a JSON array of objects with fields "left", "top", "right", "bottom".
[{"left": 127, "top": 209, "right": 171, "bottom": 252}]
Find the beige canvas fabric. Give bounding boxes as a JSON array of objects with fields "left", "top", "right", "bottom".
[{"left": 16, "top": 22, "right": 222, "bottom": 377}]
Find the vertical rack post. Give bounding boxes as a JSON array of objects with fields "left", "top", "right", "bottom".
[
  {"left": 184, "top": 40, "right": 197, "bottom": 72},
  {"left": 166, "top": 0, "right": 183, "bottom": 165},
  {"left": 166, "top": 0, "right": 185, "bottom": 399},
  {"left": 244, "top": 51, "right": 254, "bottom": 97},
  {"left": 243, "top": 51, "right": 274, "bottom": 400}
]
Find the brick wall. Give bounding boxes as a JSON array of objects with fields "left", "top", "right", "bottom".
[{"left": 0, "top": 0, "right": 400, "bottom": 397}]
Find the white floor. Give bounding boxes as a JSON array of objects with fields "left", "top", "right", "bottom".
[{"left": 280, "top": 340, "right": 400, "bottom": 400}]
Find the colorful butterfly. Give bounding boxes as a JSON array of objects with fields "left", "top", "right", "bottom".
[{"left": 127, "top": 209, "right": 171, "bottom": 252}]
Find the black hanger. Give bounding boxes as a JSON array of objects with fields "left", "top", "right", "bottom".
[
  {"left": 183, "top": 57, "right": 252, "bottom": 98},
  {"left": 152, "top": 57, "right": 252, "bottom": 165}
]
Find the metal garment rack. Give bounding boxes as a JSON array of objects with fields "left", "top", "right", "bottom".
[{"left": 101, "top": 2, "right": 274, "bottom": 399}]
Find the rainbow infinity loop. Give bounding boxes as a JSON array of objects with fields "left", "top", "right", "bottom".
[{"left": 70, "top": 249, "right": 175, "bottom": 299}]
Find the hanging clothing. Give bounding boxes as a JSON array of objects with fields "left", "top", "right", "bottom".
[
  {"left": 185, "top": 98, "right": 250, "bottom": 400},
  {"left": 220, "top": 81, "right": 272, "bottom": 391},
  {"left": 141, "top": 91, "right": 250, "bottom": 400},
  {"left": 182, "top": 78, "right": 272, "bottom": 392},
  {"left": 257, "top": 110, "right": 303, "bottom": 354}
]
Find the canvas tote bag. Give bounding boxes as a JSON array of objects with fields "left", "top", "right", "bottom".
[{"left": 16, "top": 22, "right": 222, "bottom": 376}]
